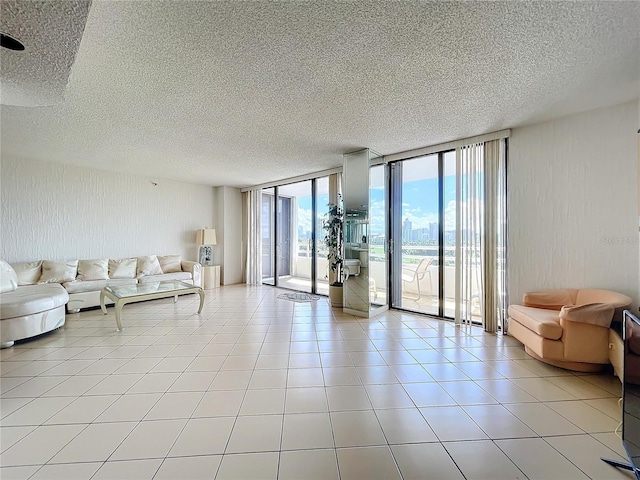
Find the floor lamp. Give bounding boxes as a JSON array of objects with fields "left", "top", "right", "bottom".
[{"left": 196, "top": 228, "right": 217, "bottom": 266}]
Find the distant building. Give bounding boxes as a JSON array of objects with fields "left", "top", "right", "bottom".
[
  {"left": 402, "top": 218, "right": 412, "bottom": 242},
  {"left": 429, "top": 222, "right": 438, "bottom": 241}
]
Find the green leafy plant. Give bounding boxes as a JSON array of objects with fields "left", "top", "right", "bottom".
[{"left": 323, "top": 197, "right": 344, "bottom": 286}]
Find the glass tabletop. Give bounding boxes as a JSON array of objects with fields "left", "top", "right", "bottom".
[{"left": 105, "top": 280, "right": 197, "bottom": 299}]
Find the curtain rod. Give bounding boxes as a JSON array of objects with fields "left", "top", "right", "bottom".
[{"left": 383, "top": 129, "right": 511, "bottom": 164}]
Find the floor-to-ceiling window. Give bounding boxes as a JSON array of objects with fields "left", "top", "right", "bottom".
[
  {"left": 277, "top": 181, "right": 312, "bottom": 292},
  {"left": 389, "top": 149, "right": 485, "bottom": 322},
  {"left": 388, "top": 141, "right": 506, "bottom": 328},
  {"left": 390, "top": 154, "right": 442, "bottom": 316}
]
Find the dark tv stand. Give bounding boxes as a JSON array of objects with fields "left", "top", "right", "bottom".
[{"left": 601, "top": 457, "right": 636, "bottom": 472}]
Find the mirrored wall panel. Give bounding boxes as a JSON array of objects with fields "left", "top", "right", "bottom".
[{"left": 343, "top": 149, "right": 388, "bottom": 317}]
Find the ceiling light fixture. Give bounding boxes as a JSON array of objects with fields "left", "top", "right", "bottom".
[{"left": 1, "top": 33, "right": 25, "bottom": 51}]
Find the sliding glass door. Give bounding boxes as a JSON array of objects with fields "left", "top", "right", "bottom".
[
  {"left": 390, "top": 154, "right": 441, "bottom": 316},
  {"left": 390, "top": 149, "right": 492, "bottom": 322},
  {"left": 278, "top": 181, "right": 312, "bottom": 292},
  {"left": 261, "top": 187, "right": 275, "bottom": 285},
  {"left": 261, "top": 176, "right": 330, "bottom": 294}
]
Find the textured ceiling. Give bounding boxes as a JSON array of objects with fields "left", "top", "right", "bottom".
[
  {"left": 1, "top": 0, "right": 639, "bottom": 187},
  {"left": 0, "top": 0, "right": 91, "bottom": 106}
]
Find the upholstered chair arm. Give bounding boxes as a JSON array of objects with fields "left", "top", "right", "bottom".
[
  {"left": 559, "top": 303, "right": 615, "bottom": 328},
  {"left": 559, "top": 317, "right": 611, "bottom": 364},
  {"left": 522, "top": 289, "right": 578, "bottom": 311},
  {"left": 181, "top": 261, "right": 201, "bottom": 287}
]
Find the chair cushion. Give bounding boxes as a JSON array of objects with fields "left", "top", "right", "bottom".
[
  {"left": 1, "top": 284, "right": 69, "bottom": 319},
  {"left": 575, "top": 289, "right": 632, "bottom": 308},
  {"left": 508, "top": 304, "right": 563, "bottom": 340},
  {"left": 522, "top": 289, "right": 577, "bottom": 311}
]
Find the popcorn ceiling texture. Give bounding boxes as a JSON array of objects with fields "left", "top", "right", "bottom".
[
  {"left": 0, "top": 0, "right": 91, "bottom": 106},
  {"left": 0, "top": 155, "right": 215, "bottom": 264},
  {"left": 508, "top": 101, "right": 639, "bottom": 311},
  {"left": 1, "top": 1, "right": 638, "bottom": 187}
]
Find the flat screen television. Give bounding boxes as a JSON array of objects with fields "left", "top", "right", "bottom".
[{"left": 602, "top": 309, "right": 640, "bottom": 478}]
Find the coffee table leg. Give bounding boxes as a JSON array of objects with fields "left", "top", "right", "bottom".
[
  {"left": 174, "top": 295, "right": 178, "bottom": 303},
  {"left": 100, "top": 290, "right": 107, "bottom": 315},
  {"left": 197, "top": 290, "right": 204, "bottom": 314},
  {"left": 115, "top": 300, "right": 124, "bottom": 332}
]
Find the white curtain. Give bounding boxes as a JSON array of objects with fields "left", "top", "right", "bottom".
[
  {"left": 244, "top": 189, "right": 262, "bottom": 286},
  {"left": 454, "top": 139, "right": 507, "bottom": 333},
  {"left": 455, "top": 143, "right": 483, "bottom": 327},
  {"left": 483, "top": 139, "right": 508, "bottom": 333}
]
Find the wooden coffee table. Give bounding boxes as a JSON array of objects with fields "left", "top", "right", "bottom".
[{"left": 100, "top": 280, "right": 204, "bottom": 331}]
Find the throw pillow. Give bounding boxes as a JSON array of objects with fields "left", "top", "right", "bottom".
[
  {"left": 77, "top": 259, "right": 109, "bottom": 281},
  {"left": 12, "top": 260, "right": 43, "bottom": 285},
  {"left": 108, "top": 258, "right": 137, "bottom": 279},
  {"left": 38, "top": 260, "right": 78, "bottom": 284},
  {"left": 0, "top": 260, "right": 18, "bottom": 293},
  {"left": 158, "top": 255, "right": 182, "bottom": 273},
  {"left": 137, "top": 255, "right": 163, "bottom": 277}
]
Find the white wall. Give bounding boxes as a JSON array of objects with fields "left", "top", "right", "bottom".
[
  {"left": 0, "top": 156, "right": 215, "bottom": 263},
  {"left": 508, "top": 101, "right": 639, "bottom": 308},
  {"left": 213, "top": 186, "right": 243, "bottom": 284}
]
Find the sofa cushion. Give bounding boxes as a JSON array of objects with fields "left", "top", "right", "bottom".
[
  {"left": 12, "top": 261, "right": 43, "bottom": 285},
  {"left": 77, "top": 259, "right": 109, "bottom": 281},
  {"left": 63, "top": 278, "right": 137, "bottom": 294},
  {"left": 560, "top": 303, "right": 614, "bottom": 328},
  {"left": 0, "top": 284, "right": 69, "bottom": 319},
  {"left": 38, "top": 260, "right": 78, "bottom": 284},
  {"left": 137, "top": 272, "right": 192, "bottom": 284},
  {"left": 0, "top": 261, "right": 18, "bottom": 293},
  {"left": 108, "top": 258, "right": 137, "bottom": 279},
  {"left": 137, "top": 256, "right": 163, "bottom": 278},
  {"left": 158, "top": 255, "right": 182, "bottom": 273},
  {"left": 508, "top": 305, "right": 563, "bottom": 340}
]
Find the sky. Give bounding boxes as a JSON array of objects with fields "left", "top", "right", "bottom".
[
  {"left": 292, "top": 176, "right": 458, "bottom": 240},
  {"left": 273, "top": 156, "right": 485, "bottom": 245}
]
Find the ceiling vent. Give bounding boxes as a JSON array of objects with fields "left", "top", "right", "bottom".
[{"left": 1, "top": 33, "right": 25, "bottom": 51}]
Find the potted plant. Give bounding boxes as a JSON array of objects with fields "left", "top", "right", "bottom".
[{"left": 323, "top": 197, "right": 344, "bottom": 307}]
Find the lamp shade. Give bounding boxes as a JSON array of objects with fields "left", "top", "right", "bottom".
[{"left": 196, "top": 228, "right": 217, "bottom": 245}]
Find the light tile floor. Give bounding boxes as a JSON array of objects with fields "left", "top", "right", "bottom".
[{"left": 0, "top": 285, "right": 634, "bottom": 479}]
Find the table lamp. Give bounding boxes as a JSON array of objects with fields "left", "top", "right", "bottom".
[{"left": 196, "top": 228, "right": 216, "bottom": 266}]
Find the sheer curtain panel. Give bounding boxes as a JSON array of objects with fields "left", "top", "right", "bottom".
[
  {"left": 483, "top": 139, "right": 508, "bottom": 333},
  {"left": 245, "top": 189, "right": 262, "bottom": 286},
  {"left": 454, "top": 139, "right": 507, "bottom": 333},
  {"left": 455, "top": 143, "right": 483, "bottom": 327}
]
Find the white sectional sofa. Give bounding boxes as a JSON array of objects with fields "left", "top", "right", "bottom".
[
  {"left": 0, "top": 261, "right": 69, "bottom": 348},
  {"left": 10, "top": 255, "right": 201, "bottom": 313}
]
